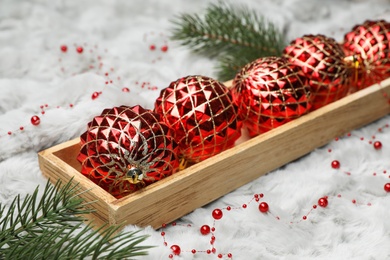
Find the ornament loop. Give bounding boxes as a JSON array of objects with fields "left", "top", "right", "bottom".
[{"left": 126, "top": 166, "right": 144, "bottom": 184}]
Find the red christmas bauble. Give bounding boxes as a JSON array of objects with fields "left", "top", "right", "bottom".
[
  {"left": 154, "top": 75, "right": 242, "bottom": 164},
  {"left": 77, "top": 105, "right": 180, "bottom": 198},
  {"left": 343, "top": 20, "right": 390, "bottom": 90},
  {"left": 231, "top": 56, "right": 312, "bottom": 137},
  {"left": 283, "top": 34, "right": 351, "bottom": 110}
]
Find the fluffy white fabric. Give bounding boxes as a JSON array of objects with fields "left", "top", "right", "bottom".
[{"left": 1, "top": 0, "right": 390, "bottom": 259}]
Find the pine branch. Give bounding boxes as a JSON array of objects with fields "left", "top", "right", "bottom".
[
  {"left": 0, "top": 179, "right": 152, "bottom": 259},
  {"left": 170, "top": 2, "right": 286, "bottom": 81}
]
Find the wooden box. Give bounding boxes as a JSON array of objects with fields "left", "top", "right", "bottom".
[{"left": 38, "top": 78, "right": 390, "bottom": 229}]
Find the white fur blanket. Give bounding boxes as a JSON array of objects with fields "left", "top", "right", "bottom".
[{"left": 1, "top": 0, "right": 390, "bottom": 259}]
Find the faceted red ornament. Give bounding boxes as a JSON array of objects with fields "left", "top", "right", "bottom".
[
  {"left": 170, "top": 245, "right": 181, "bottom": 255},
  {"left": 259, "top": 202, "right": 269, "bottom": 213},
  {"left": 212, "top": 208, "right": 223, "bottom": 220},
  {"left": 231, "top": 56, "right": 312, "bottom": 137},
  {"left": 318, "top": 197, "right": 328, "bottom": 208},
  {"left": 283, "top": 34, "right": 351, "bottom": 110},
  {"left": 343, "top": 20, "right": 390, "bottom": 91},
  {"left": 77, "top": 105, "right": 180, "bottom": 198},
  {"left": 31, "top": 115, "right": 41, "bottom": 126},
  {"left": 200, "top": 225, "right": 211, "bottom": 235},
  {"left": 154, "top": 75, "right": 242, "bottom": 163}
]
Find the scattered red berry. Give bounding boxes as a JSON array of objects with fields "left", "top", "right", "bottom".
[
  {"left": 384, "top": 183, "right": 390, "bottom": 192},
  {"left": 200, "top": 225, "right": 211, "bottom": 235},
  {"left": 60, "top": 45, "right": 68, "bottom": 52},
  {"left": 170, "top": 245, "right": 181, "bottom": 255},
  {"left": 91, "top": 91, "right": 100, "bottom": 100},
  {"left": 259, "top": 202, "right": 269, "bottom": 213},
  {"left": 212, "top": 209, "right": 223, "bottom": 220},
  {"left": 31, "top": 115, "right": 41, "bottom": 126},
  {"left": 373, "top": 141, "right": 382, "bottom": 150},
  {"left": 76, "top": 46, "right": 83, "bottom": 53},
  {"left": 318, "top": 197, "right": 328, "bottom": 208},
  {"left": 331, "top": 160, "right": 340, "bottom": 169}
]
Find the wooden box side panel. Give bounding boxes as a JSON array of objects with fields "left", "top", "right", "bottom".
[
  {"left": 111, "top": 79, "right": 390, "bottom": 229},
  {"left": 38, "top": 140, "right": 117, "bottom": 225}
]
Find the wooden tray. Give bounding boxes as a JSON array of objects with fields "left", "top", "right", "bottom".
[{"left": 38, "top": 78, "right": 390, "bottom": 229}]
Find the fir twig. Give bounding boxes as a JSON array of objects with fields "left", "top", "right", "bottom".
[
  {"left": 171, "top": 2, "right": 286, "bottom": 81},
  {"left": 0, "top": 179, "right": 152, "bottom": 259}
]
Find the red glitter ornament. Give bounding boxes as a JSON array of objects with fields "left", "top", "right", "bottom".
[
  {"left": 212, "top": 208, "right": 223, "bottom": 220},
  {"left": 231, "top": 56, "right": 312, "bottom": 137},
  {"left": 384, "top": 183, "right": 390, "bottom": 192},
  {"left": 31, "top": 115, "right": 41, "bottom": 126},
  {"left": 259, "top": 202, "right": 269, "bottom": 213},
  {"left": 154, "top": 75, "right": 242, "bottom": 163},
  {"left": 283, "top": 34, "right": 351, "bottom": 110},
  {"left": 343, "top": 20, "right": 390, "bottom": 90},
  {"left": 318, "top": 197, "right": 328, "bottom": 207},
  {"left": 77, "top": 105, "right": 180, "bottom": 198},
  {"left": 170, "top": 245, "right": 181, "bottom": 255},
  {"left": 200, "top": 225, "right": 211, "bottom": 235}
]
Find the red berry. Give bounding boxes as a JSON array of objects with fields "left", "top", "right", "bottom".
[
  {"left": 318, "top": 197, "right": 328, "bottom": 207},
  {"left": 170, "top": 245, "right": 181, "bottom": 255},
  {"left": 374, "top": 141, "right": 382, "bottom": 150},
  {"left": 60, "top": 45, "right": 68, "bottom": 52},
  {"left": 259, "top": 202, "right": 269, "bottom": 213},
  {"left": 384, "top": 183, "right": 390, "bottom": 192},
  {"left": 161, "top": 45, "right": 168, "bottom": 52},
  {"left": 76, "top": 46, "right": 83, "bottom": 53},
  {"left": 200, "top": 225, "right": 211, "bottom": 235},
  {"left": 31, "top": 115, "right": 41, "bottom": 126},
  {"left": 331, "top": 160, "right": 340, "bottom": 169},
  {"left": 91, "top": 91, "right": 100, "bottom": 100},
  {"left": 212, "top": 209, "right": 223, "bottom": 220}
]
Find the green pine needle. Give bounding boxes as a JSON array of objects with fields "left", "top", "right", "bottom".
[
  {"left": 0, "top": 179, "right": 152, "bottom": 259},
  {"left": 171, "top": 2, "right": 286, "bottom": 81}
]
